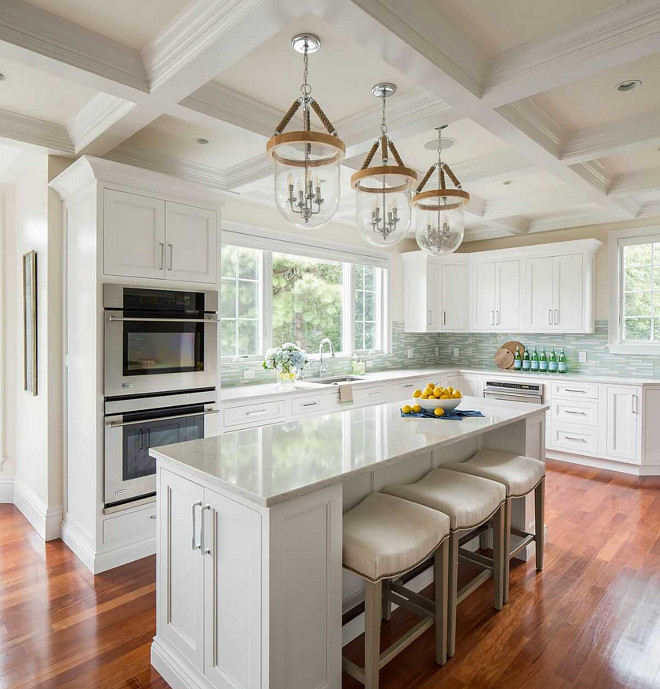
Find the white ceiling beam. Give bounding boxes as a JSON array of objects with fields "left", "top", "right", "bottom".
[
  {"left": 483, "top": 188, "right": 585, "bottom": 220},
  {"left": 527, "top": 208, "right": 619, "bottom": 234},
  {"left": 560, "top": 109, "right": 660, "bottom": 164},
  {"left": 483, "top": 0, "right": 660, "bottom": 107},
  {"left": 637, "top": 200, "right": 660, "bottom": 218},
  {"left": 0, "top": 108, "right": 73, "bottom": 154},
  {"left": 0, "top": 0, "right": 148, "bottom": 99},
  {"left": 609, "top": 170, "right": 660, "bottom": 197}
]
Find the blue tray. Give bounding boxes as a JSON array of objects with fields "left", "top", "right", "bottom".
[{"left": 400, "top": 409, "right": 485, "bottom": 420}]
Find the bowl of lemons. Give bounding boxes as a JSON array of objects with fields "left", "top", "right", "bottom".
[{"left": 410, "top": 382, "right": 462, "bottom": 413}]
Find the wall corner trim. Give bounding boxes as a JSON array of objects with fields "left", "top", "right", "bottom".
[
  {"left": 13, "top": 479, "right": 62, "bottom": 541},
  {"left": 0, "top": 475, "right": 14, "bottom": 503}
]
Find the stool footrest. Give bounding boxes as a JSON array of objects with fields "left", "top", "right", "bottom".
[
  {"left": 511, "top": 526, "right": 530, "bottom": 539},
  {"left": 458, "top": 548, "right": 495, "bottom": 571},
  {"left": 509, "top": 533, "right": 535, "bottom": 559},
  {"left": 379, "top": 618, "right": 434, "bottom": 669},
  {"left": 387, "top": 584, "right": 435, "bottom": 618}
]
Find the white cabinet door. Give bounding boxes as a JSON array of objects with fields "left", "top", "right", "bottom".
[
  {"left": 525, "top": 256, "right": 554, "bottom": 332},
  {"left": 165, "top": 202, "right": 218, "bottom": 284},
  {"left": 606, "top": 386, "right": 640, "bottom": 463},
  {"left": 440, "top": 263, "right": 468, "bottom": 331},
  {"left": 157, "top": 469, "right": 205, "bottom": 670},
  {"left": 103, "top": 189, "right": 165, "bottom": 279},
  {"left": 204, "top": 488, "right": 262, "bottom": 689},
  {"left": 553, "top": 254, "right": 583, "bottom": 331},
  {"left": 495, "top": 260, "right": 520, "bottom": 331},
  {"left": 471, "top": 262, "right": 496, "bottom": 330}
]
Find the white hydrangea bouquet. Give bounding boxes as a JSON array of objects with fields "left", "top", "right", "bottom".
[{"left": 263, "top": 342, "right": 309, "bottom": 390}]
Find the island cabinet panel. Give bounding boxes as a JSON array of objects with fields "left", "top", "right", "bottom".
[{"left": 157, "top": 469, "right": 205, "bottom": 671}]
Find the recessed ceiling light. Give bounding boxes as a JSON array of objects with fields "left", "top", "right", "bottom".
[
  {"left": 424, "top": 136, "right": 456, "bottom": 151},
  {"left": 502, "top": 180, "right": 514, "bottom": 185},
  {"left": 194, "top": 137, "right": 209, "bottom": 145},
  {"left": 616, "top": 79, "right": 641, "bottom": 92},
  {"left": 0, "top": 73, "right": 7, "bottom": 81}
]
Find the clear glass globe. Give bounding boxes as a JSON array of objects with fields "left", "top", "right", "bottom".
[
  {"left": 273, "top": 149, "right": 341, "bottom": 229},
  {"left": 355, "top": 188, "right": 411, "bottom": 247},
  {"left": 414, "top": 205, "right": 465, "bottom": 255}
]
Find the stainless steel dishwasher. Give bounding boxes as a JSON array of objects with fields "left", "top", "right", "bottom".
[{"left": 483, "top": 380, "right": 544, "bottom": 404}]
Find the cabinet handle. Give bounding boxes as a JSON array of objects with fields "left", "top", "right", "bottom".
[
  {"left": 402, "top": 384, "right": 414, "bottom": 389},
  {"left": 159, "top": 242, "right": 165, "bottom": 270},
  {"left": 167, "top": 243, "right": 173, "bottom": 271},
  {"left": 491, "top": 310, "right": 495, "bottom": 325},
  {"left": 548, "top": 309, "right": 552, "bottom": 326},
  {"left": 496, "top": 310, "right": 500, "bottom": 325},
  {"left": 368, "top": 391, "right": 382, "bottom": 397},
  {"left": 554, "top": 309, "right": 559, "bottom": 325},
  {"left": 632, "top": 394, "right": 637, "bottom": 414},
  {"left": 201, "top": 504, "right": 212, "bottom": 555},
  {"left": 191, "top": 500, "right": 202, "bottom": 551},
  {"left": 211, "top": 506, "right": 218, "bottom": 666},
  {"left": 427, "top": 310, "right": 432, "bottom": 327},
  {"left": 565, "top": 388, "right": 586, "bottom": 394},
  {"left": 565, "top": 435, "right": 586, "bottom": 442},
  {"left": 565, "top": 410, "right": 586, "bottom": 415},
  {"left": 443, "top": 310, "right": 446, "bottom": 326},
  {"left": 246, "top": 409, "right": 267, "bottom": 416},
  {"left": 302, "top": 401, "right": 318, "bottom": 407}
]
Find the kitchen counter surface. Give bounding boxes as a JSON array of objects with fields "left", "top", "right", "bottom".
[{"left": 151, "top": 396, "right": 547, "bottom": 507}]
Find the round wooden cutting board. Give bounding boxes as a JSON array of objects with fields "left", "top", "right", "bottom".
[
  {"left": 494, "top": 348, "right": 514, "bottom": 369},
  {"left": 501, "top": 341, "right": 525, "bottom": 357}
]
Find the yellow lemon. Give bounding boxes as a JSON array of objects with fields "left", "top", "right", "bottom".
[
  {"left": 440, "top": 394, "right": 451, "bottom": 399},
  {"left": 426, "top": 382, "right": 435, "bottom": 389},
  {"left": 421, "top": 393, "right": 429, "bottom": 399},
  {"left": 401, "top": 405, "right": 412, "bottom": 414},
  {"left": 433, "top": 390, "right": 442, "bottom": 398},
  {"left": 412, "top": 404, "right": 421, "bottom": 413},
  {"left": 452, "top": 390, "right": 462, "bottom": 399},
  {"left": 434, "top": 407, "right": 445, "bottom": 417},
  {"left": 447, "top": 387, "right": 454, "bottom": 393},
  {"left": 412, "top": 389, "right": 422, "bottom": 398}
]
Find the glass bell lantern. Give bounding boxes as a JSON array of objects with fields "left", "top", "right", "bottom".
[
  {"left": 266, "top": 34, "right": 345, "bottom": 229},
  {"left": 413, "top": 125, "right": 470, "bottom": 255},
  {"left": 351, "top": 83, "right": 417, "bottom": 247}
]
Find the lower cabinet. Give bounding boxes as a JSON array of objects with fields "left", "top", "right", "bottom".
[
  {"left": 605, "top": 386, "right": 640, "bottom": 463},
  {"left": 157, "top": 468, "right": 262, "bottom": 689}
]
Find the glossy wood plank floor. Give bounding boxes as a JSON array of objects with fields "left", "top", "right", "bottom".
[{"left": 1, "top": 460, "right": 659, "bottom": 688}]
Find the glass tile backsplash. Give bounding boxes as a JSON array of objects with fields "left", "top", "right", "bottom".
[{"left": 221, "top": 320, "right": 660, "bottom": 387}]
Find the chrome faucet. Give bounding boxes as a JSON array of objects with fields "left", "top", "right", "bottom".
[{"left": 318, "top": 338, "right": 335, "bottom": 376}]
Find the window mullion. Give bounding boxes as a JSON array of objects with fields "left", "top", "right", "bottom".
[
  {"left": 262, "top": 250, "right": 273, "bottom": 352},
  {"left": 343, "top": 263, "right": 354, "bottom": 355}
]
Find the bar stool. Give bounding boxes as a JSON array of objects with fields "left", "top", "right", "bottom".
[
  {"left": 382, "top": 468, "right": 506, "bottom": 658},
  {"left": 444, "top": 449, "right": 545, "bottom": 603},
  {"left": 343, "top": 493, "right": 451, "bottom": 689}
]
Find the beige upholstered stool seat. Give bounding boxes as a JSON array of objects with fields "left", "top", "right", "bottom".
[
  {"left": 343, "top": 493, "right": 451, "bottom": 582},
  {"left": 444, "top": 450, "right": 545, "bottom": 497},
  {"left": 382, "top": 468, "right": 506, "bottom": 530}
]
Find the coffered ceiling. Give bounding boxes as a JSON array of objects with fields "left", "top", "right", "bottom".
[{"left": 1, "top": 0, "right": 660, "bottom": 242}]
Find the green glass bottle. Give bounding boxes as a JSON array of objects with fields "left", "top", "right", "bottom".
[
  {"left": 548, "top": 347, "right": 558, "bottom": 373},
  {"left": 558, "top": 348, "right": 567, "bottom": 374},
  {"left": 530, "top": 347, "right": 539, "bottom": 372},
  {"left": 539, "top": 347, "right": 548, "bottom": 373},
  {"left": 513, "top": 346, "right": 522, "bottom": 371},
  {"left": 522, "top": 347, "right": 531, "bottom": 372}
]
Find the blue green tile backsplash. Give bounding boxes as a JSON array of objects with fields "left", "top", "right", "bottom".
[{"left": 220, "top": 320, "right": 660, "bottom": 387}]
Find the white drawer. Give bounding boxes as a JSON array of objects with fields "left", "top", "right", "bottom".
[
  {"left": 550, "top": 424, "right": 599, "bottom": 455},
  {"left": 389, "top": 379, "right": 425, "bottom": 402},
  {"left": 223, "top": 399, "right": 287, "bottom": 428},
  {"left": 103, "top": 504, "right": 156, "bottom": 546},
  {"left": 551, "top": 381, "right": 600, "bottom": 400},
  {"left": 551, "top": 399, "right": 600, "bottom": 427},
  {"left": 291, "top": 393, "right": 330, "bottom": 416},
  {"left": 353, "top": 384, "right": 390, "bottom": 407}
]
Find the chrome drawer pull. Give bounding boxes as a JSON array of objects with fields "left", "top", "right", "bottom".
[
  {"left": 565, "top": 436, "right": 586, "bottom": 442},
  {"left": 368, "top": 391, "right": 382, "bottom": 397},
  {"left": 246, "top": 409, "right": 268, "bottom": 416},
  {"left": 201, "top": 504, "right": 212, "bottom": 555},
  {"left": 565, "top": 410, "right": 586, "bottom": 415},
  {"left": 302, "top": 401, "right": 318, "bottom": 407},
  {"left": 191, "top": 501, "right": 202, "bottom": 550},
  {"left": 565, "top": 388, "right": 587, "bottom": 393}
]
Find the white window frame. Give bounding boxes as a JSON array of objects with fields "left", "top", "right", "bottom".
[
  {"left": 609, "top": 225, "right": 660, "bottom": 355},
  {"left": 221, "top": 220, "right": 391, "bottom": 361}
]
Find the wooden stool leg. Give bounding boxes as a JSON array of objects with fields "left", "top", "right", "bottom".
[
  {"left": 535, "top": 478, "right": 545, "bottom": 572},
  {"left": 492, "top": 505, "right": 505, "bottom": 611},
  {"left": 447, "top": 532, "right": 459, "bottom": 658},
  {"left": 434, "top": 539, "right": 449, "bottom": 665},
  {"left": 364, "top": 580, "right": 382, "bottom": 689},
  {"left": 503, "top": 497, "right": 512, "bottom": 604}
]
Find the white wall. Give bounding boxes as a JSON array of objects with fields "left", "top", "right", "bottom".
[
  {"left": 222, "top": 197, "right": 418, "bottom": 325},
  {"left": 0, "top": 151, "right": 64, "bottom": 537}
]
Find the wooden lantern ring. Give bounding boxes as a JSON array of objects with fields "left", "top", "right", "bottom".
[
  {"left": 267, "top": 131, "right": 345, "bottom": 168},
  {"left": 412, "top": 188, "right": 470, "bottom": 212},
  {"left": 350, "top": 165, "right": 418, "bottom": 194}
]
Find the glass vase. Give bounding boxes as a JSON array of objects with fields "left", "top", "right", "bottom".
[{"left": 276, "top": 370, "right": 298, "bottom": 391}]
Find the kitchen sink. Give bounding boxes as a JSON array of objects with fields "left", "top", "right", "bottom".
[{"left": 303, "top": 375, "right": 365, "bottom": 385}]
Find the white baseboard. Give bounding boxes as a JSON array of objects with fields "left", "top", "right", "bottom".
[
  {"left": 61, "top": 517, "right": 155, "bottom": 574},
  {"left": 547, "top": 450, "right": 660, "bottom": 477},
  {"left": 152, "top": 637, "right": 213, "bottom": 689},
  {"left": 0, "top": 476, "right": 14, "bottom": 503},
  {"left": 13, "top": 480, "right": 62, "bottom": 540}
]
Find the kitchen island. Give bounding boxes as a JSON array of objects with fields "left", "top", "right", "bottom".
[{"left": 150, "top": 396, "right": 547, "bottom": 689}]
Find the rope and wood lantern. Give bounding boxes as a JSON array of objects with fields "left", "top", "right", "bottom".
[
  {"left": 351, "top": 83, "right": 418, "bottom": 246},
  {"left": 413, "top": 125, "right": 470, "bottom": 255},
  {"left": 266, "top": 33, "right": 345, "bottom": 229}
]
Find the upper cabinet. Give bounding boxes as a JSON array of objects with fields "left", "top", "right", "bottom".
[
  {"left": 402, "top": 238, "right": 601, "bottom": 335},
  {"left": 103, "top": 190, "right": 218, "bottom": 285},
  {"left": 402, "top": 253, "right": 468, "bottom": 333},
  {"left": 470, "top": 259, "right": 520, "bottom": 332}
]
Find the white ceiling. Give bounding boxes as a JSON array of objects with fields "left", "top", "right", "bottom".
[{"left": 1, "top": 0, "right": 660, "bottom": 242}]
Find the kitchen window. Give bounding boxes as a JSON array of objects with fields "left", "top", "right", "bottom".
[
  {"left": 220, "top": 222, "right": 390, "bottom": 359},
  {"left": 609, "top": 227, "right": 660, "bottom": 354}
]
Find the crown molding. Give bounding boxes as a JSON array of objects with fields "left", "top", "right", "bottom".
[
  {"left": 224, "top": 154, "right": 273, "bottom": 190},
  {"left": 0, "top": 108, "right": 73, "bottom": 154},
  {"left": 496, "top": 99, "right": 564, "bottom": 158},
  {"left": 569, "top": 160, "right": 610, "bottom": 195},
  {"left": 638, "top": 200, "right": 660, "bottom": 218},
  {"left": 561, "top": 109, "right": 660, "bottom": 164},
  {"left": 609, "top": 170, "right": 660, "bottom": 197},
  {"left": 485, "top": 0, "right": 660, "bottom": 107},
  {"left": 67, "top": 93, "right": 136, "bottom": 154},
  {"left": 0, "top": 0, "right": 147, "bottom": 96}
]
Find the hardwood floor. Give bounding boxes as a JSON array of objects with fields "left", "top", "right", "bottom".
[{"left": 1, "top": 460, "right": 659, "bottom": 688}]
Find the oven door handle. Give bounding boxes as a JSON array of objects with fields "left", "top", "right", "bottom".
[
  {"left": 107, "top": 316, "right": 217, "bottom": 323},
  {"left": 106, "top": 409, "right": 219, "bottom": 428}
]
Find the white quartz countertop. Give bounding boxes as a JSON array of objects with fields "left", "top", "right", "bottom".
[
  {"left": 151, "top": 396, "right": 548, "bottom": 507},
  {"left": 220, "top": 366, "right": 660, "bottom": 404}
]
